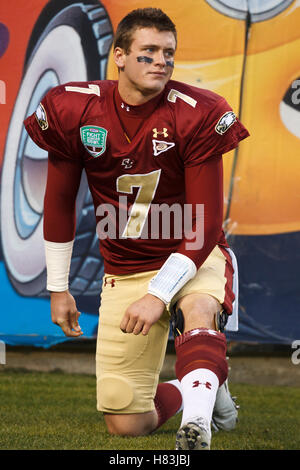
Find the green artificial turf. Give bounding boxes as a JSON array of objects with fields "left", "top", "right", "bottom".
[{"left": 0, "top": 369, "right": 299, "bottom": 450}]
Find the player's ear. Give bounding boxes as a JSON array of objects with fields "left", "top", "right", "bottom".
[{"left": 114, "top": 47, "right": 126, "bottom": 70}]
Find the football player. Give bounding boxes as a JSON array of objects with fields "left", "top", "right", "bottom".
[{"left": 24, "top": 8, "right": 249, "bottom": 450}]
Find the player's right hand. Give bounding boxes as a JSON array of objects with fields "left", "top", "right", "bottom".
[{"left": 50, "top": 290, "right": 83, "bottom": 337}]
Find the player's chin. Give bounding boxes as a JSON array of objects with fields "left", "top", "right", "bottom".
[{"left": 144, "top": 77, "right": 169, "bottom": 93}]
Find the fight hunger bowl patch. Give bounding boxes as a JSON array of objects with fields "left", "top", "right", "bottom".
[
  {"left": 215, "top": 111, "right": 236, "bottom": 135},
  {"left": 35, "top": 103, "right": 48, "bottom": 131},
  {"left": 80, "top": 125, "right": 107, "bottom": 158}
]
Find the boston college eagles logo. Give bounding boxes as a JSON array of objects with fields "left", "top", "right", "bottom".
[
  {"left": 152, "top": 139, "right": 175, "bottom": 156},
  {"left": 80, "top": 125, "right": 107, "bottom": 158}
]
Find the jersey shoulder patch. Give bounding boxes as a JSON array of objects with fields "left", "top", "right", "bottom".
[{"left": 34, "top": 80, "right": 114, "bottom": 138}]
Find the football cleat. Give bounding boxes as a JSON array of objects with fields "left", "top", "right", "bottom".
[
  {"left": 211, "top": 379, "right": 239, "bottom": 432},
  {"left": 175, "top": 417, "right": 211, "bottom": 450}
]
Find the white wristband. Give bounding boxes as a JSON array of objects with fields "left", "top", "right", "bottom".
[
  {"left": 148, "top": 253, "right": 197, "bottom": 304},
  {"left": 44, "top": 239, "right": 74, "bottom": 292}
]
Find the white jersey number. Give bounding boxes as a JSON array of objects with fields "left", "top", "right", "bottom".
[
  {"left": 65, "top": 84, "right": 100, "bottom": 96},
  {"left": 167, "top": 89, "right": 197, "bottom": 108}
]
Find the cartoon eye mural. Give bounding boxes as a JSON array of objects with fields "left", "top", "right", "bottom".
[
  {"left": 280, "top": 78, "right": 300, "bottom": 139},
  {"left": 221, "top": 0, "right": 300, "bottom": 237},
  {"left": 1, "top": 1, "right": 112, "bottom": 300},
  {"left": 205, "top": 0, "right": 294, "bottom": 21},
  {"left": 1, "top": 0, "right": 300, "bottom": 346}
]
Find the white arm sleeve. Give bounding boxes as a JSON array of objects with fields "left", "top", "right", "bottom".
[
  {"left": 148, "top": 253, "right": 197, "bottom": 304},
  {"left": 44, "top": 239, "right": 74, "bottom": 292}
]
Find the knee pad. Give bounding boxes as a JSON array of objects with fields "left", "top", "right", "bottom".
[
  {"left": 170, "top": 305, "right": 185, "bottom": 337},
  {"left": 175, "top": 328, "right": 228, "bottom": 386},
  {"left": 97, "top": 374, "right": 134, "bottom": 412},
  {"left": 215, "top": 310, "right": 228, "bottom": 332},
  {"left": 171, "top": 306, "right": 228, "bottom": 337}
]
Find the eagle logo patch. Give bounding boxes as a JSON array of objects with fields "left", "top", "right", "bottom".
[
  {"left": 215, "top": 111, "right": 236, "bottom": 135},
  {"left": 35, "top": 103, "right": 48, "bottom": 131}
]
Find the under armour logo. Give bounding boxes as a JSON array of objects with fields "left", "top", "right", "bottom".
[
  {"left": 192, "top": 381, "right": 212, "bottom": 390},
  {"left": 153, "top": 127, "right": 168, "bottom": 138},
  {"left": 121, "top": 102, "right": 130, "bottom": 112},
  {"left": 104, "top": 278, "right": 116, "bottom": 288}
]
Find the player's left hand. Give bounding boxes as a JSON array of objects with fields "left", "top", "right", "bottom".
[{"left": 120, "top": 293, "right": 166, "bottom": 336}]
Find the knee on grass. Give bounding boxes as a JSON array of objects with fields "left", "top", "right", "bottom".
[{"left": 104, "top": 412, "right": 156, "bottom": 437}]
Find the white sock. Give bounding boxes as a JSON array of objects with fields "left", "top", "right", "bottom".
[{"left": 180, "top": 368, "right": 219, "bottom": 427}]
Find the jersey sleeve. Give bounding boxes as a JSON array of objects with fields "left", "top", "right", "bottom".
[
  {"left": 183, "top": 96, "right": 249, "bottom": 167},
  {"left": 24, "top": 86, "right": 79, "bottom": 160},
  {"left": 176, "top": 154, "right": 224, "bottom": 269},
  {"left": 43, "top": 152, "right": 83, "bottom": 243}
]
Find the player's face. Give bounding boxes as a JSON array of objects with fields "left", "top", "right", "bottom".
[{"left": 115, "top": 27, "right": 176, "bottom": 100}]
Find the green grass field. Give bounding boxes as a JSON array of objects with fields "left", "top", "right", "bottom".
[{"left": 0, "top": 368, "right": 299, "bottom": 450}]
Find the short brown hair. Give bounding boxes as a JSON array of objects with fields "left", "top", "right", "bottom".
[{"left": 114, "top": 8, "right": 177, "bottom": 53}]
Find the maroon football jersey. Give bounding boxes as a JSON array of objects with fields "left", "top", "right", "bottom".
[{"left": 24, "top": 80, "right": 249, "bottom": 274}]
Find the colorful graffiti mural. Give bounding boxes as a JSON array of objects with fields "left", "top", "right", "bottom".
[{"left": 0, "top": 0, "right": 299, "bottom": 346}]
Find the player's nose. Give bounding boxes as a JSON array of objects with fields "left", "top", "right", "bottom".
[{"left": 154, "top": 50, "right": 167, "bottom": 67}]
